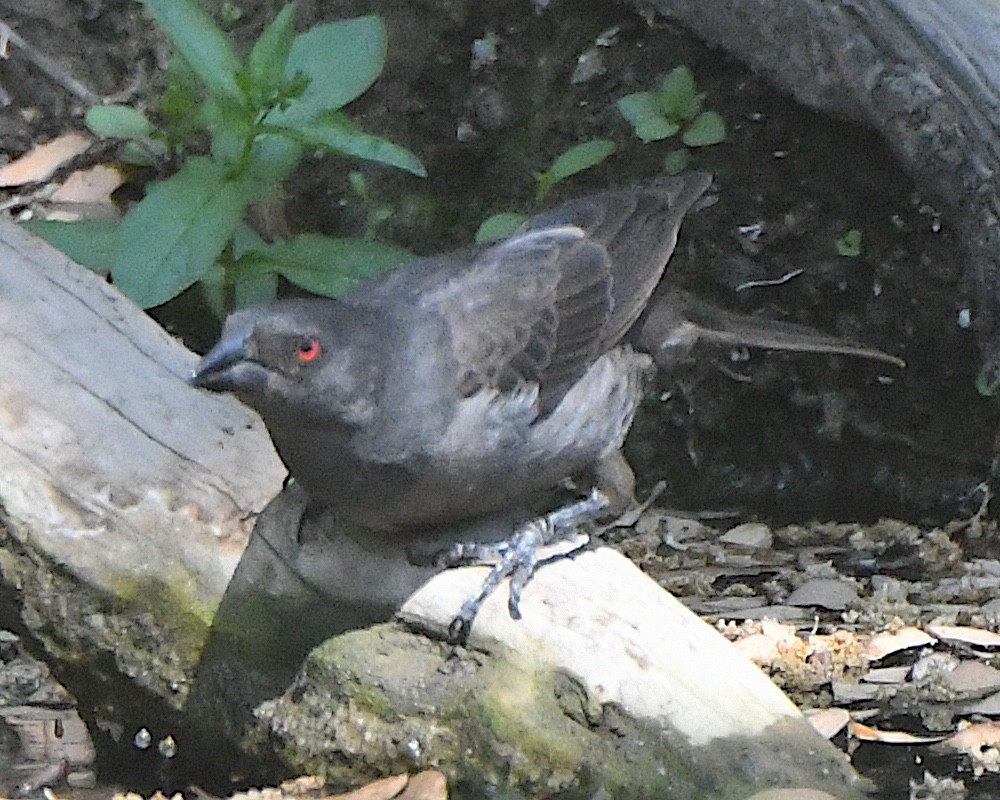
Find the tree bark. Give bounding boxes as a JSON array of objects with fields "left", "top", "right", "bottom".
[{"left": 0, "top": 217, "right": 285, "bottom": 706}]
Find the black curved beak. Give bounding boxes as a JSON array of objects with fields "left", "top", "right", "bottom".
[{"left": 190, "top": 331, "right": 251, "bottom": 390}]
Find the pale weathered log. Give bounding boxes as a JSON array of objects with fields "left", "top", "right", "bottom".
[
  {"left": 258, "top": 549, "right": 868, "bottom": 799},
  {"left": 0, "top": 217, "right": 285, "bottom": 704}
]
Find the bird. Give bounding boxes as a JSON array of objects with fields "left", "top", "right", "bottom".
[
  {"left": 191, "top": 173, "right": 910, "bottom": 636},
  {"left": 192, "top": 173, "right": 713, "bottom": 532},
  {"left": 192, "top": 174, "right": 716, "bottom": 636}
]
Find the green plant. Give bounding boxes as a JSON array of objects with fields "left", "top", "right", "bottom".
[
  {"left": 534, "top": 139, "right": 615, "bottom": 202},
  {"left": 28, "top": 0, "right": 424, "bottom": 313},
  {"left": 475, "top": 139, "right": 615, "bottom": 244},
  {"left": 835, "top": 228, "right": 863, "bottom": 257},
  {"left": 617, "top": 65, "right": 725, "bottom": 174}
]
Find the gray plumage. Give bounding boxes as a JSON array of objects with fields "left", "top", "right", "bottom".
[{"left": 192, "top": 173, "right": 712, "bottom": 532}]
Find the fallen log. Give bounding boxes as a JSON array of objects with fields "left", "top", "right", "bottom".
[{"left": 0, "top": 216, "right": 285, "bottom": 705}]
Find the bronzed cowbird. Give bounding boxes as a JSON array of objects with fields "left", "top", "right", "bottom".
[{"left": 192, "top": 174, "right": 713, "bottom": 534}]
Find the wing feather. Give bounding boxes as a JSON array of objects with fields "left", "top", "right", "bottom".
[{"left": 343, "top": 174, "right": 712, "bottom": 412}]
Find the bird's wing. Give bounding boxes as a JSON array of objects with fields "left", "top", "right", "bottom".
[
  {"left": 348, "top": 223, "right": 616, "bottom": 407},
  {"left": 426, "top": 225, "right": 615, "bottom": 405},
  {"left": 345, "top": 174, "right": 712, "bottom": 410},
  {"left": 522, "top": 174, "right": 713, "bottom": 352}
]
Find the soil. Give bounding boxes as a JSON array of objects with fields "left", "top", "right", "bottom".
[{"left": 1, "top": 0, "right": 999, "bottom": 797}]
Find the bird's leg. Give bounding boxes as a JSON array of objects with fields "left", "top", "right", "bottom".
[{"left": 448, "top": 489, "right": 609, "bottom": 642}]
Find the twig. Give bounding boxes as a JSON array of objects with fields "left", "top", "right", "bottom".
[
  {"left": 734, "top": 268, "right": 804, "bottom": 292},
  {"left": 0, "top": 18, "right": 102, "bottom": 106}
]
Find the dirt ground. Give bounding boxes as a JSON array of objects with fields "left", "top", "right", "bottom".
[{"left": 2, "top": 0, "right": 1000, "bottom": 797}]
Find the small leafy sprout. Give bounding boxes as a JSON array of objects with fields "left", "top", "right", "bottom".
[
  {"left": 617, "top": 65, "right": 725, "bottom": 171},
  {"left": 836, "top": 228, "right": 863, "bottom": 257},
  {"left": 475, "top": 212, "right": 529, "bottom": 245},
  {"left": 976, "top": 366, "right": 1000, "bottom": 398},
  {"left": 476, "top": 139, "right": 615, "bottom": 245},
  {"left": 32, "top": 0, "right": 423, "bottom": 314},
  {"left": 534, "top": 139, "right": 616, "bottom": 202}
]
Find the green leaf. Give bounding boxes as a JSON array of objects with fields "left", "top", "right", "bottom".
[
  {"left": 269, "top": 15, "right": 387, "bottom": 125},
  {"left": 159, "top": 54, "right": 202, "bottom": 134},
  {"left": 548, "top": 139, "right": 615, "bottom": 183},
  {"left": 475, "top": 213, "right": 528, "bottom": 244},
  {"left": 835, "top": 228, "right": 863, "bottom": 258},
  {"left": 232, "top": 267, "right": 279, "bottom": 308},
  {"left": 208, "top": 113, "right": 249, "bottom": 167},
  {"left": 534, "top": 172, "right": 556, "bottom": 202},
  {"left": 270, "top": 111, "right": 425, "bottom": 176},
  {"left": 112, "top": 157, "right": 258, "bottom": 307},
  {"left": 976, "top": 366, "right": 1000, "bottom": 398},
  {"left": 86, "top": 105, "right": 153, "bottom": 140},
  {"left": 246, "top": 2, "right": 298, "bottom": 97},
  {"left": 244, "top": 134, "right": 304, "bottom": 184},
  {"left": 198, "top": 262, "right": 227, "bottom": 319},
  {"left": 617, "top": 92, "right": 680, "bottom": 142},
  {"left": 21, "top": 219, "right": 120, "bottom": 273},
  {"left": 121, "top": 141, "right": 161, "bottom": 167},
  {"left": 658, "top": 66, "right": 701, "bottom": 121},
  {"left": 535, "top": 139, "right": 614, "bottom": 200},
  {"left": 663, "top": 148, "right": 691, "bottom": 175},
  {"left": 231, "top": 221, "right": 266, "bottom": 260},
  {"left": 143, "top": 0, "right": 244, "bottom": 104},
  {"left": 682, "top": 110, "right": 726, "bottom": 147},
  {"left": 243, "top": 233, "right": 411, "bottom": 297}
]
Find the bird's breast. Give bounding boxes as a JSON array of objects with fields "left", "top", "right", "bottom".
[{"left": 260, "top": 347, "right": 650, "bottom": 532}]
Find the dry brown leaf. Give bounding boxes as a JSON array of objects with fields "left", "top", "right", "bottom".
[
  {"left": 934, "top": 722, "right": 1000, "bottom": 775},
  {"left": 804, "top": 707, "right": 850, "bottom": 739},
  {"left": 945, "top": 659, "right": 1000, "bottom": 692},
  {"left": 935, "top": 722, "right": 1000, "bottom": 754},
  {"left": 328, "top": 774, "right": 409, "bottom": 800},
  {"left": 927, "top": 624, "right": 1000, "bottom": 648},
  {"left": 0, "top": 132, "right": 90, "bottom": 187},
  {"left": 831, "top": 680, "right": 888, "bottom": 703},
  {"left": 861, "top": 666, "right": 909, "bottom": 684},
  {"left": 397, "top": 770, "right": 447, "bottom": 800},
  {"left": 745, "top": 788, "right": 839, "bottom": 800},
  {"left": 848, "top": 721, "right": 944, "bottom": 744},
  {"left": 863, "top": 627, "right": 934, "bottom": 660},
  {"left": 50, "top": 164, "right": 124, "bottom": 205}
]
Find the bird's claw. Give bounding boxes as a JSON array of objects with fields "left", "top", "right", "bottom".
[{"left": 447, "top": 490, "right": 609, "bottom": 643}]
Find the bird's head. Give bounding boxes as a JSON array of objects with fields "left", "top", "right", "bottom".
[{"left": 191, "top": 298, "right": 382, "bottom": 426}]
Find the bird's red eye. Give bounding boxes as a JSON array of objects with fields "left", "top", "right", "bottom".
[{"left": 297, "top": 338, "right": 322, "bottom": 363}]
